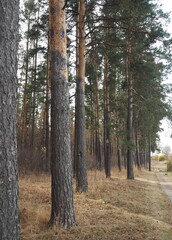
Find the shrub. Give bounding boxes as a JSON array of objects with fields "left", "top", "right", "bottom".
[
  {"left": 167, "top": 160, "right": 172, "bottom": 171},
  {"left": 159, "top": 155, "right": 165, "bottom": 161}
]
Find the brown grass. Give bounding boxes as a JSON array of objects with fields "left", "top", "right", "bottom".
[{"left": 19, "top": 168, "right": 172, "bottom": 240}]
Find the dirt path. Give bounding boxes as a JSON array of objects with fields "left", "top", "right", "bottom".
[{"left": 152, "top": 160, "right": 172, "bottom": 203}]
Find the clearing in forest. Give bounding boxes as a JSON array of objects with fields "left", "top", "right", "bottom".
[{"left": 19, "top": 163, "right": 172, "bottom": 240}]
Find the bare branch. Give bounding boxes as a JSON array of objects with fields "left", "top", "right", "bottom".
[{"left": 62, "top": 0, "right": 68, "bottom": 10}]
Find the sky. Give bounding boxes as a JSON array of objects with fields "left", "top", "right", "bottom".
[{"left": 156, "top": 0, "right": 172, "bottom": 153}]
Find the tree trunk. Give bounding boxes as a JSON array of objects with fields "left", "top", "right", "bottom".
[
  {"left": 115, "top": 110, "right": 122, "bottom": 172},
  {"left": 73, "top": 13, "right": 79, "bottom": 178},
  {"left": 31, "top": 42, "right": 37, "bottom": 151},
  {"left": 20, "top": 16, "right": 31, "bottom": 150},
  {"left": 104, "top": 55, "right": 111, "bottom": 178},
  {"left": 126, "top": 41, "right": 134, "bottom": 179},
  {"left": 123, "top": 149, "right": 127, "bottom": 169},
  {"left": 148, "top": 136, "right": 151, "bottom": 171},
  {"left": 135, "top": 123, "right": 141, "bottom": 169},
  {"left": 48, "top": 0, "right": 77, "bottom": 228},
  {"left": 45, "top": 43, "right": 50, "bottom": 172},
  {"left": 117, "top": 136, "right": 122, "bottom": 171},
  {"left": 140, "top": 152, "right": 143, "bottom": 166},
  {"left": 75, "top": 0, "right": 88, "bottom": 192},
  {"left": 94, "top": 56, "right": 102, "bottom": 170},
  {"left": 31, "top": 7, "right": 40, "bottom": 151},
  {"left": 0, "top": 1, "right": 20, "bottom": 239},
  {"left": 144, "top": 151, "right": 147, "bottom": 169}
]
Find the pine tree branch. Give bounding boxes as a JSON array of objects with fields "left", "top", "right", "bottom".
[
  {"left": 62, "top": 0, "right": 68, "bottom": 10},
  {"left": 69, "top": 94, "right": 75, "bottom": 99},
  {"left": 85, "top": 25, "right": 151, "bottom": 38}
]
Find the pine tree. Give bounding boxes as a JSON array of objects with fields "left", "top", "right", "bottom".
[
  {"left": 75, "top": 0, "right": 88, "bottom": 192},
  {"left": 0, "top": 0, "right": 20, "bottom": 238},
  {"left": 48, "top": 0, "right": 77, "bottom": 228}
]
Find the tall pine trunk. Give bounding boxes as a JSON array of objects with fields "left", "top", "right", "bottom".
[
  {"left": 117, "top": 135, "right": 122, "bottom": 171},
  {"left": 31, "top": 40, "right": 38, "bottom": 151},
  {"left": 31, "top": 7, "right": 40, "bottom": 151},
  {"left": 148, "top": 136, "right": 151, "bottom": 171},
  {"left": 75, "top": 0, "right": 88, "bottom": 192},
  {"left": 126, "top": 40, "right": 134, "bottom": 179},
  {"left": 20, "top": 16, "right": 31, "bottom": 150},
  {"left": 103, "top": 55, "right": 111, "bottom": 178},
  {"left": 0, "top": 1, "right": 20, "bottom": 238},
  {"left": 73, "top": 14, "right": 79, "bottom": 178},
  {"left": 135, "top": 121, "right": 141, "bottom": 169},
  {"left": 45, "top": 44, "right": 50, "bottom": 172},
  {"left": 94, "top": 56, "right": 102, "bottom": 170},
  {"left": 48, "top": 0, "right": 77, "bottom": 228}
]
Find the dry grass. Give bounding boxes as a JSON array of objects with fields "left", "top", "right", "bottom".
[{"left": 19, "top": 168, "right": 172, "bottom": 240}]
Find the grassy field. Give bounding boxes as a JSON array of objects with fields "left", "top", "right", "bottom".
[{"left": 19, "top": 166, "right": 172, "bottom": 240}]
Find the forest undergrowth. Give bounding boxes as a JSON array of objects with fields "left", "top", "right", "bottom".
[{"left": 19, "top": 164, "right": 172, "bottom": 240}]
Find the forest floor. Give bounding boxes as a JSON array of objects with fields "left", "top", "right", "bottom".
[{"left": 19, "top": 161, "right": 172, "bottom": 240}]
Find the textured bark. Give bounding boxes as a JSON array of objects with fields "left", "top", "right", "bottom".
[
  {"left": 75, "top": 77, "right": 88, "bottom": 192},
  {"left": 103, "top": 55, "right": 111, "bottom": 178},
  {"left": 94, "top": 57, "right": 102, "bottom": 170},
  {"left": 126, "top": 41, "right": 134, "bottom": 179},
  {"left": 48, "top": 0, "right": 77, "bottom": 228},
  {"left": 73, "top": 14, "right": 79, "bottom": 178},
  {"left": 0, "top": 1, "right": 20, "bottom": 239},
  {"left": 75, "top": 0, "right": 88, "bottom": 192}
]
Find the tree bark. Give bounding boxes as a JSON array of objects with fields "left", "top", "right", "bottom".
[
  {"left": 0, "top": 1, "right": 20, "bottom": 239},
  {"left": 48, "top": 0, "right": 77, "bottom": 228},
  {"left": 73, "top": 12, "right": 79, "bottom": 178},
  {"left": 126, "top": 40, "right": 134, "bottom": 179},
  {"left": 103, "top": 55, "right": 111, "bottom": 178},
  {"left": 94, "top": 56, "right": 102, "bottom": 170},
  {"left": 75, "top": 0, "right": 88, "bottom": 192}
]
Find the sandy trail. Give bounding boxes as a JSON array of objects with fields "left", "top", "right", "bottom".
[{"left": 152, "top": 160, "right": 172, "bottom": 203}]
